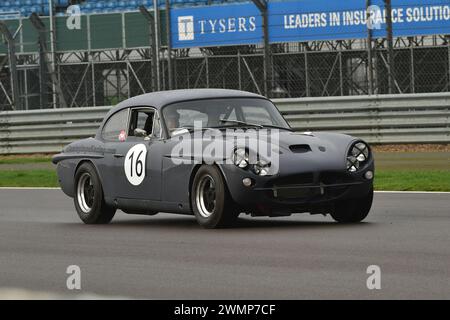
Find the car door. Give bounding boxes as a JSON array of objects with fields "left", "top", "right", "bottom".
[{"left": 104, "top": 107, "right": 163, "bottom": 201}]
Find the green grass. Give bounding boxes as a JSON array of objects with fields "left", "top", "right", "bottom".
[
  {"left": 374, "top": 170, "right": 450, "bottom": 192},
  {"left": 0, "top": 156, "right": 52, "bottom": 165},
  {"left": 0, "top": 170, "right": 58, "bottom": 187},
  {"left": 0, "top": 168, "right": 449, "bottom": 191}
]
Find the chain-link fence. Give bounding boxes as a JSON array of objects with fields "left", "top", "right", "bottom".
[{"left": 2, "top": 35, "right": 450, "bottom": 110}]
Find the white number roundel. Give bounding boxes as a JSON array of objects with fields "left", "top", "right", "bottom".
[{"left": 124, "top": 144, "right": 147, "bottom": 186}]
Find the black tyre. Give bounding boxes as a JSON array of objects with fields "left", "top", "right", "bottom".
[
  {"left": 74, "top": 163, "right": 116, "bottom": 224},
  {"left": 191, "top": 165, "right": 240, "bottom": 229},
  {"left": 331, "top": 186, "right": 373, "bottom": 223}
]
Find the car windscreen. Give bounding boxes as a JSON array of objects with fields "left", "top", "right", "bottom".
[{"left": 162, "top": 98, "right": 290, "bottom": 135}]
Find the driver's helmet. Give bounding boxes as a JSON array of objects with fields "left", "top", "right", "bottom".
[{"left": 165, "top": 111, "right": 180, "bottom": 130}]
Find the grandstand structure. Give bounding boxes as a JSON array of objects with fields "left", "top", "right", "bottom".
[{"left": 0, "top": 0, "right": 449, "bottom": 110}]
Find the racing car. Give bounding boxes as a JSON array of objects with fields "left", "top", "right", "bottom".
[{"left": 52, "top": 89, "right": 374, "bottom": 228}]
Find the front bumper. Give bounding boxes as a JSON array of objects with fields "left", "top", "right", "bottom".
[{"left": 222, "top": 161, "right": 374, "bottom": 216}]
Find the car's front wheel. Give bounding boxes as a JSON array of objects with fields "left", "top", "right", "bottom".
[
  {"left": 191, "top": 165, "right": 240, "bottom": 229},
  {"left": 330, "top": 186, "right": 373, "bottom": 223},
  {"left": 74, "top": 163, "right": 116, "bottom": 224}
]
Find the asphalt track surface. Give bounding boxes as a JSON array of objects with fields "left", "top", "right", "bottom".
[{"left": 0, "top": 189, "right": 449, "bottom": 299}]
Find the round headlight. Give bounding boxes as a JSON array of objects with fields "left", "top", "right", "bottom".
[
  {"left": 354, "top": 142, "right": 369, "bottom": 162},
  {"left": 253, "top": 160, "right": 271, "bottom": 176},
  {"left": 347, "top": 142, "right": 370, "bottom": 172},
  {"left": 233, "top": 148, "right": 249, "bottom": 169},
  {"left": 347, "top": 157, "right": 359, "bottom": 172}
]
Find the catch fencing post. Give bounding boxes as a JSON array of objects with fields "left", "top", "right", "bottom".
[
  {"left": 0, "top": 22, "right": 21, "bottom": 110},
  {"left": 252, "top": 0, "right": 271, "bottom": 97},
  {"left": 48, "top": 0, "right": 57, "bottom": 108},
  {"left": 366, "top": 0, "right": 374, "bottom": 95},
  {"left": 139, "top": 5, "right": 159, "bottom": 92},
  {"left": 153, "top": 0, "right": 161, "bottom": 91},
  {"left": 30, "top": 13, "right": 49, "bottom": 109},
  {"left": 165, "top": 0, "right": 174, "bottom": 90},
  {"left": 384, "top": 0, "right": 395, "bottom": 94},
  {"left": 29, "top": 13, "right": 67, "bottom": 109}
]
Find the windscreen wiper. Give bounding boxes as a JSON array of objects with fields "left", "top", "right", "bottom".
[
  {"left": 219, "top": 118, "right": 264, "bottom": 129},
  {"left": 260, "top": 124, "right": 293, "bottom": 131}
]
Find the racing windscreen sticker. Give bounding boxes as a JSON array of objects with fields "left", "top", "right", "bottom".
[{"left": 124, "top": 144, "right": 147, "bottom": 186}]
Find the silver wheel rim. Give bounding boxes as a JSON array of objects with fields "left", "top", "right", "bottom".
[
  {"left": 195, "top": 175, "right": 216, "bottom": 218},
  {"left": 77, "top": 173, "right": 95, "bottom": 213}
]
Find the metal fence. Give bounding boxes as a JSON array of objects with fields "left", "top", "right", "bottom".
[
  {"left": 277, "top": 93, "right": 450, "bottom": 144},
  {"left": 0, "top": 106, "right": 108, "bottom": 154},
  {"left": 3, "top": 35, "right": 450, "bottom": 111},
  {"left": 1, "top": 93, "right": 449, "bottom": 154},
  {"left": 2, "top": 0, "right": 450, "bottom": 112}
]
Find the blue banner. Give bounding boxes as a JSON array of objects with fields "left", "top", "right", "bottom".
[
  {"left": 268, "top": 0, "right": 367, "bottom": 43},
  {"left": 171, "top": 0, "right": 450, "bottom": 49},
  {"left": 171, "top": 3, "right": 262, "bottom": 49}
]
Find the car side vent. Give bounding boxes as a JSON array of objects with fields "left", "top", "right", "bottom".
[{"left": 289, "top": 144, "right": 312, "bottom": 153}]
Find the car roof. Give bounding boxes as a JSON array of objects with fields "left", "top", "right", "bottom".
[
  {"left": 111, "top": 89, "right": 266, "bottom": 112},
  {"left": 97, "top": 89, "right": 268, "bottom": 139}
]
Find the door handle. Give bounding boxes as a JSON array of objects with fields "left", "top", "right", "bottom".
[{"left": 113, "top": 153, "right": 125, "bottom": 158}]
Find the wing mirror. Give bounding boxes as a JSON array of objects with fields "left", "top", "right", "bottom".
[{"left": 134, "top": 128, "right": 148, "bottom": 138}]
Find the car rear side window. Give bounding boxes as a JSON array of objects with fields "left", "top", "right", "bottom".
[{"left": 102, "top": 109, "right": 129, "bottom": 141}]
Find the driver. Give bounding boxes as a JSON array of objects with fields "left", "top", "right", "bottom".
[{"left": 165, "top": 111, "right": 180, "bottom": 132}]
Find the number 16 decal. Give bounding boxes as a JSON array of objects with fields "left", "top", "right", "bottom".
[{"left": 124, "top": 144, "right": 147, "bottom": 186}]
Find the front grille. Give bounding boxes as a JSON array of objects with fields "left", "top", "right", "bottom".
[
  {"left": 270, "top": 171, "right": 356, "bottom": 201},
  {"left": 275, "top": 188, "right": 322, "bottom": 200},
  {"left": 320, "top": 172, "right": 355, "bottom": 184},
  {"left": 271, "top": 171, "right": 354, "bottom": 187},
  {"left": 271, "top": 173, "right": 314, "bottom": 187}
]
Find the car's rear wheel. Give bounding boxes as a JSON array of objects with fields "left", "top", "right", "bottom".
[
  {"left": 330, "top": 186, "right": 373, "bottom": 223},
  {"left": 191, "top": 165, "right": 239, "bottom": 229},
  {"left": 74, "top": 163, "right": 116, "bottom": 224}
]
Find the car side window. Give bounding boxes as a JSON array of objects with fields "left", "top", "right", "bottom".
[
  {"left": 102, "top": 109, "right": 129, "bottom": 142},
  {"left": 128, "top": 109, "right": 155, "bottom": 138}
]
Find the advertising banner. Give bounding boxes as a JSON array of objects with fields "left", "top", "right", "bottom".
[
  {"left": 171, "top": 3, "right": 262, "bottom": 48},
  {"left": 171, "top": 0, "right": 450, "bottom": 48}
]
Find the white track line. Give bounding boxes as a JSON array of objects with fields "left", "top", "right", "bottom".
[
  {"left": 0, "top": 288, "right": 130, "bottom": 300},
  {"left": 0, "top": 187, "right": 60, "bottom": 190},
  {"left": 0, "top": 187, "right": 449, "bottom": 194},
  {"left": 375, "top": 191, "right": 450, "bottom": 194}
]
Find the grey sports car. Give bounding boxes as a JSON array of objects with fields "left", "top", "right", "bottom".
[{"left": 52, "top": 89, "right": 374, "bottom": 228}]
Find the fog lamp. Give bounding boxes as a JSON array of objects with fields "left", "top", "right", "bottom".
[{"left": 242, "top": 178, "right": 253, "bottom": 187}]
